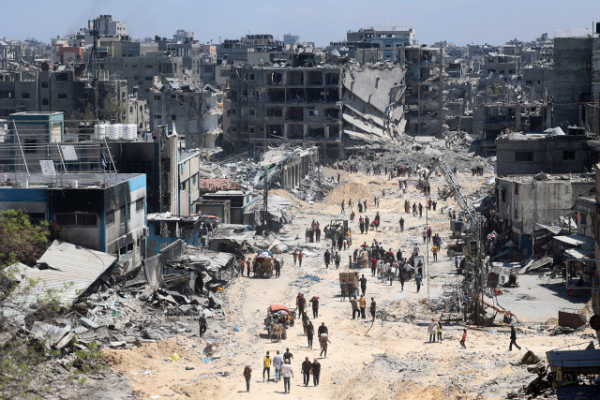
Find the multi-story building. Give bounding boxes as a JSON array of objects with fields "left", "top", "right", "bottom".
[
  {"left": 404, "top": 46, "right": 445, "bottom": 136},
  {"left": 553, "top": 36, "right": 593, "bottom": 127},
  {"left": 0, "top": 172, "right": 147, "bottom": 268},
  {"left": 224, "top": 58, "right": 405, "bottom": 159},
  {"left": 148, "top": 79, "right": 222, "bottom": 149}
]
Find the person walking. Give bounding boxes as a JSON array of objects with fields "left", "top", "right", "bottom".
[
  {"left": 437, "top": 321, "right": 443, "bottom": 342},
  {"left": 371, "top": 256, "right": 377, "bottom": 277},
  {"left": 243, "top": 365, "right": 252, "bottom": 392},
  {"left": 334, "top": 251, "right": 341, "bottom": 269},
  {"left": 281, "top": 359, "right": 294, "bottom": 394},
  {"left": 359, "top": 295, "right": 366, "bottom": 319},
  {"left": 297, "top": 293, "right": 306, "bottom": 318},
  {"left": 302, "top": 357, "right": 312, "bottom": 386},
  {"left": 365, "top": 216, "right": 370, "bottom": 233},
  {"left": 275, "top": 259, "right": 281, "bottom": 278},
  {"left": 428, "top": 318, "right": 437, "bottom": 343},
  {"left": 324, "top": 249, "right": 331, "bottom": 269},
  {"left": 415, "top": 273, "right": 422, "bottom": 293},
  {"left": 273, "top": 351, "right": 283, "bottom": 382},
  {"left": 263, "top": 351, "right": 272, "bottom": 382},
  {"left": 432, "top": 244, "right": 438, "bottom": 262},
  {"left": 198, "top": 313, "right": 208, "bottom": 338},
  {"left": 319, "top": 332, "right": 331, "bottom": 358},
  {"left": 311, "top": 358, "right": 321, "bottom": 386},
  {"left": 509, "top": 325, "right": 521, "bottom": 351},
  {"left": 399, "top": 217, "right": 405, "bottom": 232},
  {"left": 309, "top": 296, "right": 319, "bottom": 318},
  {"left": 293, "top": 251, "right": 298, "bottom": 267},
  {"left": 298, "top": 251, "right": 304, "bottom": 267},
  {"left": 283, "top": 347, "right": 293, "bottom": 363},
  {"left": 359, "top": 274, "right": 367, "bottom": 296},
  {"left": 246, "top": 258, "right": 251, "bottom": 277},
  {"left": 370, "top": 297, "right": 377, "bottom": 322},
  {"left": 460, "top": 329, "right": 467, "bottom": 349},
  {"left": 350, "top": 296, "right": 360, "bottom": 320},
  {"left": 399, "top": 268, "right": 405, "bottom": 291},
  {"left": 306, "top": 321, "right": 314, "bottom": 349}
]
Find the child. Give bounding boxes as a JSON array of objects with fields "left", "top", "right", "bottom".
[{"left": 460, "top": 329, "right": 467, "bottom": 349}]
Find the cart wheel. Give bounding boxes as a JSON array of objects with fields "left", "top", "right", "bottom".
[
  {"left": 283, "top": 331, "right": 287, "bottom": 339},
  {"left": 447, "top": 250, "right": 455, "bottom": 258}
]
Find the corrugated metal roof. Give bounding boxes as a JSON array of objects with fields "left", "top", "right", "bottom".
[{"left": 2, "top": 241, "right": 116, "bottom": 325}]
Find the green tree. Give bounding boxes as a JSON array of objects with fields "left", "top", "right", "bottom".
[
  {"left": 487, "top": 83, "right": 502, "bottom": 97},
  {"left": 0, "top": 210, "right": 49, "bottom": 268}
]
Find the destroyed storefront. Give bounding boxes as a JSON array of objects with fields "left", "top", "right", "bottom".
[{"left": 147, "top": 213, "right": 219, "bottom": 256}]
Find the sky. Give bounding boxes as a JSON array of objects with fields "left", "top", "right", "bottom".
[{"left": 2, "top": 0, "right": 600, "bottom": 46}]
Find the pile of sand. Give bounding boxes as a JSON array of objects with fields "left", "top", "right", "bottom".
[{"left": 324, "top": 182, "right": 374, "bottom": 205}]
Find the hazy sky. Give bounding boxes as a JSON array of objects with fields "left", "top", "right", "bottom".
[{"left": 2, "top": 0, "right": 599, "bottom": 46}]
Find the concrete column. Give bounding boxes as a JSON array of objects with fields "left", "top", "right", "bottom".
[
  {"left": 545, "top": 105, "right": 552, "bottom": 129},
  {"left": 515, "top": 105, "right": 521, "bottom": 131}
]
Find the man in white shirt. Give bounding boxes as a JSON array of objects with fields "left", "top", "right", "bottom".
[
  {"left": 273, "top": 350, "right": 284, "bottom": 382},
  {"left": 281, "top": 359, "right": 295, "bottom": 394}
]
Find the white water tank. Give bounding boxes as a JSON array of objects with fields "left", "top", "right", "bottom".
[
  {"left": 123, "top": 124, "right": 137, "bottom": 141},
  {"left": 94, "top": 124, "right": 107, "bottom": 140},
  {"left": 107, "top": 124, "right": 122, "bottom": 140}
]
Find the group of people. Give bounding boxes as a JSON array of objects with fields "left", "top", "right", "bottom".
[
  {"left": 240, "top": 256, "right": 282, "bottom": 278},
  {"left": 305, "top": 219, "right": 322, "bottom": 243},
  {"left": 243, "top": 348, "right": 314, "bottom": 393}
]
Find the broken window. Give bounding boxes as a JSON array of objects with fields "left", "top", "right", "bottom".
[
  {"left": 515, "top": 152, "right": 533, "bottom": 162},
  {"left": 42, "top": 98, "right": 49, "bottom": 106},
  {"left": 514, "top": 185, "right": 519, "bottom": 195},
  {"left": 501, "top": 189, "right": 506, "bottom": 202},
  {"left": 325, "top": 73, "right": 339, "bottom": 85},
  {"left": 325, "top": 108, "right": 339, "bottom": 119},
  {"left": 21, "top": 92, "right": 30, "bottom": 99},
  {"left": 563, "top": 151, "right": 575, "bottom": 160},
  {"left": 136, "top": 198, "right": 145, "bottom": 212},
  {"left": 106, "top": 210, "right": 115, "bottom": 225},
  {"left": 287, "top": 124, "right": 303, "bottom": 140},
  {"left": 285, "top": 107, "right": 303, "bottom": 121},
  {"left": 325, "top": 89, "right": 339, "bottom": 102},
  {"left": 580, "top": 212, "right": 587, "bottom": 225},
  {"left": 267, "top": 89, "right": 285, "bottom": 103},
  {"left": 308, "top": 126, "right": 325, "bottom": 138},
  {"left": 266, "top": 107, "right": 283, "bottom": 117},
  {"left": 306, "top": 89, "right": 321, "bottom": 103}
]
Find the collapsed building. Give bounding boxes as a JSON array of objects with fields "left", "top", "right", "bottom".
[{"left": 223, "top": 51, "right": 405, "bottom": 159}]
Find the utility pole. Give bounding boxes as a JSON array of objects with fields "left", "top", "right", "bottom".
[{"left": 263, "top": 165, "right": 269, "bottom": 236}]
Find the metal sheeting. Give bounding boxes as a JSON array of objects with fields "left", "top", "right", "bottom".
[
  {"left": 182, "top": 251, "right": 234, "bottom": 272},
  {"left": 554, "top": 234, "right": 593, "bottom": 247},
  {"left": 2, "top": 241, "right": 116, "bottom": 325}
]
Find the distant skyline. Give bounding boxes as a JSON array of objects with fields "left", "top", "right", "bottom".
[{"left": 2, "top": 0, "right": 599, "bottom": 46}]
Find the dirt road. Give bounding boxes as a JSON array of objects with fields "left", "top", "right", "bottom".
[{"left": 105, "top": 166, "right": 592, "bottom": 400}]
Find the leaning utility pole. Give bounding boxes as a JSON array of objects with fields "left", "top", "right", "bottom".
[{"left": 262, "top": 166, "right": 269, "bottom": 235}]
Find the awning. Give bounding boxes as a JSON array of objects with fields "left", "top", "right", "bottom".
[
  {"left": 554, "top": 234, "right": 593, "bottom": 247},
  {"left": 547, "top": 349, "right": 600, "bottom": 373},
  {"left": 535, "top": 223, "right": 562, "bottom": 235},
  {"left": 269, "top": 304, "right": 294, "bottom": 321}
]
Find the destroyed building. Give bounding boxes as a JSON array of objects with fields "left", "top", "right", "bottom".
[
  {"left": 495, "top": 130, "right": 594, "bottom": 176},
  {"left": 0, "top": 173, "right": 147, "bottom": 268},
  {"left": 495, "top": 174, "right": 595, "bottom": 243},
  {"left": 149, "top": 78, "right": 223, "bottom": 149},
  {"left": 553, "top": 35, "right": 593, "bottom": 127},
  {"left": 404, "top": 45, "right": 445, "bottom": 135},
  {"left": 224, "top": 56, "right": 405, "bottom": 159}
]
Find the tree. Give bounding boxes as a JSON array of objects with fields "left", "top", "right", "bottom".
[
  {"left": 0, "top": 210, "right": 49, "bottom": 268},
  {"left": 487, "top": 83, "right": 502, "bottom": 97}
]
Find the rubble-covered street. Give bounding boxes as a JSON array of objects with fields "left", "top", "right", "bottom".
[{"left": 97, "top": 159, "right": 596, "bottom": 400}]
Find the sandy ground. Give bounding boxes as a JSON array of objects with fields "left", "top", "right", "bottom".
[{"left": 105, "top": 167, "right": 596, "bottom": 400}]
